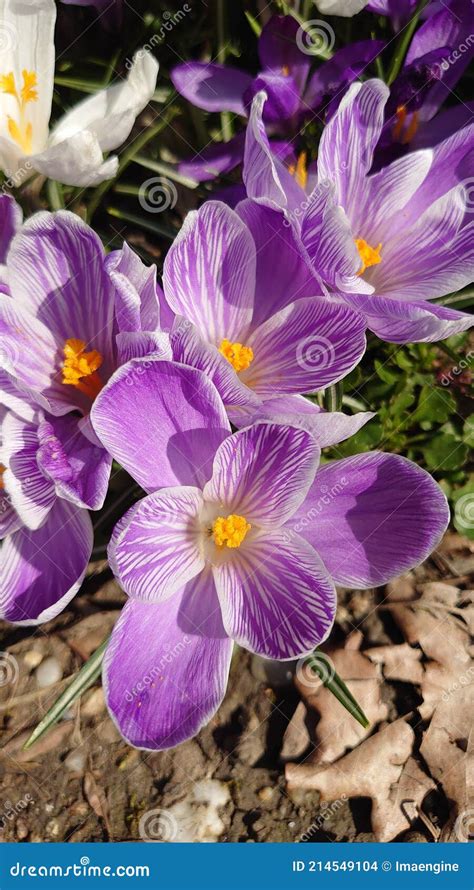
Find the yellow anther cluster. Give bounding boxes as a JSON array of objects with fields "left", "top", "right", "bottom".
[
  {"left": 219, "top": 339, "right": 254, "bottom": 373},
  {"left": 212, "top": 514, "right": 251, "bottom": 549},
  {"left": 355, "top": 238, "right": 382, "bottom": 276},
  {"left": 62, "top": 338, "right": 103, "bottom": 400}
]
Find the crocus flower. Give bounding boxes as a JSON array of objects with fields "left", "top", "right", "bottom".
[
  {"left": 0, "top": 383, "right": 108, "bottom": 624},
  {"left": 0, "top": 0, "right": 157, "bottom": 186},
  {"left": 244, "top": 86, "right": 474, "bottom": 343},
  {"left": 0, "top": 210, "right": 170, "bottom": 440},
  {"left": 171, "top": 15, "right": 383, "bottom": 181},
  {"left": 60, "top": 0, "right": 122, "bottom": 31},
  {"left": 160, "top": 200, "right": 367, "bottom": 423},
  {"left": 91, "top": 358, "right": 449, "bottom": 749},
  {"left": 314, "top": 0, "right": 368, "bottom": 14}
]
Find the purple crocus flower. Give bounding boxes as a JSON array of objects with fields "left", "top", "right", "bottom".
[
  {"left": 171, "top": 15, "right": 384, "bottom": 181},
  {"left": 159, "top": 200, "right": 367, "bottom": 425},
  {"left": 244, "top": 84, "right": 474, "bottom": 343},
  {"left": 61, "top": 0, "right": 122, "bottom": 30},
  {"left": 91, "top": 358, "right": 449, "bottom": 749},
  {"left": 0, "top": 210, "right": 170, "bottom": 440},
  {"left": 0, "top": 383, "right": 107, "bottom": 624}
]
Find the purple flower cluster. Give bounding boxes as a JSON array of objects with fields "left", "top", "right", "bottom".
[{"left": 1, "top": 3, "right": 471, "bottom": 751}]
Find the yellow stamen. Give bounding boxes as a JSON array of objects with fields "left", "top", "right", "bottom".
[
  {"left": 0, "top": 463, "right": 5, "bottom": 490},
  {"left": 212, "top": 514, "right": 251, "bottom": 549},
  {"left": 20, "top": 70, "right": 38, "bottom": 104},
  {"left": 392, "top": 104, "right": 419, "bottom": 145},
  {"left": 281, "top": 64, "right": 290, "bottom": 77},
  {"left": 355, "top": 238, "right": 382, "bottom": 276},
  {"left": 288, "top": 150, "right": 308, "bottom": 189},
  {"left": 1, "top": 69, "right": 38, "bottom": 153},
  {"left": 219, "top": 338, "right": 254, "bottom": 373},
  {"left": 62, "top": 338, "right": 103, "bottom": 400}
]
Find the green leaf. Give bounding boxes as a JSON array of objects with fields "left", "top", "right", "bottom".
[
  {"left": 324, "top": 381, "right": 344, "bottom": 412},
  {"left": 244, "top": 10, "right": 262, "bottom": 37},
  {"left": 412, "top": 385, "right": 457, "bottom": 426},
  {"left": 304, "top": 652, "right": 369, "bottom": 729},
  {"left": 463, "top": 416, "right": 474, "bottom": 447},
  {"left": 424, "top": 434, "right": 468, "bottom": 472},
  {"left": 374, "top": 359, "right": 399, "bottom": 385},
  {"left": 386, "top": 0, "right": 430, "bottom": 85},
  {"left": 23, "top": 638, "right": 108, "bottom": 750}
]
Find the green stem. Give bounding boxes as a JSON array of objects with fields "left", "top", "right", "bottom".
[
  {"left": 46, "top": 179, "right": 65, "bottom": 210},
  {"left": 324, "top": 381, "right": 344, "bottom": 412},
  {"left": 386, "top": 0, "right": 430, "bottom": 86},
  {"left": 87, "top": 109, "right": 178, "bottom": 222},
  {"left": 217, "top": 0, "right": 233, "bottom": 142},
  {"left": 23, "top": 638, "right": 109, "bottom": 750},
  {"left": 437, "top": 341, "right": 463, "bottom": 364}
]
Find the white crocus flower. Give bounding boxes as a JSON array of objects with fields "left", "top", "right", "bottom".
[{"left": 0, "top": 0, "right": 158, "bottom": 187}]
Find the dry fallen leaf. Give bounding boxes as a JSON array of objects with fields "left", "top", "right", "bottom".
[
  {"left": 286, "top": 718, "right": 433, "bottom": 841},
  {"left": 365, "top": 643, "right": 424, "bottom": 684},
  {"left": 289, "top": 631, "right": 388, "bottom": 764},
  {"left": 84, "top": 770, "right": 113, "bottom": 839}
]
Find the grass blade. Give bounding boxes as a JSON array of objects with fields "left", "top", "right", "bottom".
[
  {"left": 23, "top": 637, "right": 109, "bottom": 750},
  {"left": 304, "top": 651, "right": 370, "bottom": 729}
]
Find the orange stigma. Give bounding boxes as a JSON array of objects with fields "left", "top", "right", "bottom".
[
  {"left": 288, "top": 151, "right": 308, "bottom": 189},
  {"left": 62, "top": 338, "right": 103, "bottom": 400},
  {"left": 0, "top": 70, "right": 38, "bottom": 154},
  {"left": 392, "top": 105, "right": 419, "bottom": 145},
  {"left": 355, "top": 238, "right": 382, "bottom": 276},
  {"left": 0, "top": 463, "right": 5, "bottom": 490}
]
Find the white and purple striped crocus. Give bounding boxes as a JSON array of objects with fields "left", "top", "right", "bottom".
[
  {"left": 244, "top": 81, "right": 474, "bottom": 344},
  {"left": 91, "top": 359, "right": 449, "bottom": 750},
  {"left": 0, "top": 382, "right": 108, "bottom": 624},
  {"left": 161, "top": 199, "right": 367, "bottom": 427}
]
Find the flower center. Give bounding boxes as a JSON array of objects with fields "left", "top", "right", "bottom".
[
  {"left": 288, "top": 151, "right": 308, "bottom": 189},
  {"left": 0, "top": 70, "right": 38, "bottom": 154},
  {"left": 281, "top": 64, "right": 290, "bottom": 77},
  {"left": 392, "top": 105, "right": 419, "bottom": 145},
  {"left": 212, "top": 514, "right": 251, "bottom": 549},
  {"left": 219, "top": 339, "right": 254, "bottom": 373},
  {"left": 355, "top": 238, "right": 382, "bottom": 276},
  {"left": 61, "top": 338, "right": 103, "bottom": 400}
]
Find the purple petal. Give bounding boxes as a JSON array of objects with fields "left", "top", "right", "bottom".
[
  {"left": 300, "top": 183, "right": 365, "bottom": 292},
  {"left": 0, "top": 195, "right": 22, "bottom": 263},
  {"left": 7, "top": 211, "right": 116, "bottom": 377},
  {"left": 412, "top": 102, "right": 474, "bottom": 150},
  {"left": 243, "top": 92, "right": 304, "bottom": 212},
  {"left": 0, "top": 500, "right": 93, "bottom": 624},
  {"left": 178, "top": 132, "right": 245, "bottom": 182},
  {"left": 244, "top": 72, "right": 301, "bottom": 123},
  {"left": 106, "top": 242, "right": 161, "bottom": 332},
  {"left": 213, "top": 530, "right": 336, "bottom": 659},
  {"left": 304, "top": 40, "right": 386, "bottom": 111},
  {"left": 109, "top": 487, "right": 205, "bottom": 602},
  {"left": 116, "top": 331, "right": 172, "bottom": 365},
  {"left": 171, "top": 62, "right": 252, "bottom": 115},
  {"left": 203, "top": 422, "right": 319, "bottom": 527},
  {"left": 342, "top": 292, "right": 474, "bottom": 343},
  {"left": 91, "top": 359, "right": 230, "bottom": 492},
  {"left": 1, "top": 411, "right": 55, "bottom": 530},
  {"left": 318, "top": 79, "right": 389, "bottom": 218},
  {"left": 242, "top": 298, "right": 366, "bottom": 395},
  {"left": 292, "top": 452, "right": 450, "bottom": 588},
  {"left": 229, "top": 394, "right": 375, "bottom": 448},
  {"left": 36, "top": 414, "right": 112, "bottom": 511},
  {"left": 236, "top": 199, "right": 320, "bottom": 326},
  {"left": 163, "top": 201, "right": 255, "bottom": 344},
  {"left": 258, "top": 15, "right": 310, "bottom": 94},
  {"left": 103, "top": 574, "right": 233, "bottom": 749}
]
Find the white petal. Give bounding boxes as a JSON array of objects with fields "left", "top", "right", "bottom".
[
  {"left": 314, "top": 0, "right": 368, "bottom": 14},
  {"left": 31, "top": 130, "right": 118, "bottom": 186},
  {"left": 0, "top": 0, "right": 55, "bottom": 155},
  {"left": 50, "top": 50, "right": 159, "bottom": 152}
]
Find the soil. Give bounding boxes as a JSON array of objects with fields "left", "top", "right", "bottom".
[{"left": 0, "top": 531, "right": 472, "bottom": 844}]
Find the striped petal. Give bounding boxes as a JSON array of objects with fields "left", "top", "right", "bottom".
[
  {"left": 163, "top": 201, "right": 255, "bottom": 345},
  {"left": 213, "top": 530, "right": 336, "bottom": 660},
  {"left": 0, "top": 500, "right": 93, "bottom": 625},
  {"left": 1, "top": 411, "right": 55, "bottom": 530},
  {"left": 109, "top": 487, "right": 205, "bottom": 603},
  {"left": 203, "top": 422, "right": 319, "bottom": 528}
]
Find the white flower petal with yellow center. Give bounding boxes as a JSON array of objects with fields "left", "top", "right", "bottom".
[{"left": 0, "top": 0, "right": 158, "bottom": 187}]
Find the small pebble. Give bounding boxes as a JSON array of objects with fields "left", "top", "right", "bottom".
[
  {"left": 36, "top": 657, "right": 62, "bottom": 688},
  {"left": 258, "top": 786, "right": 273, "bottom": 802},
  {"left": 24, "top": 650, "right": 43, "bottom": 671},
  {"left": 64, "top": 749, "right": 87, "bottom": 774}
]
